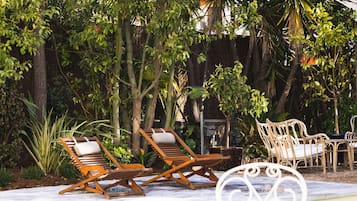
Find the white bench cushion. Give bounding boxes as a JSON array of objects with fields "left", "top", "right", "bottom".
[{"left": 281, "top": 144, "right": 323, "bottom": 159}]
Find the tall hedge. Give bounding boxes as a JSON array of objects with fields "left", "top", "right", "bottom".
[{"left": 0, "top": 80, "right": 26, "bottom": 167}]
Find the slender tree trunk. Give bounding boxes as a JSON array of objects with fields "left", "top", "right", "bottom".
[
  {"left": 113, "top": 20, "right": 123, "bottom": 143},
  {"left": 275, "top": 53, "right": 300, "bottom": 113},
  {"left": 243, "top": 29, "right": 256, "bottom": 76},
  {"left": 144, "top": 83, "right": 159, "bottom": 129},
  {"left": 132, "top": 96, "right": 142, "bottom": 154},
  {"left": 125, "top": 20, "right": 141, "bottom": 154},
  {"left": 164, "top": 66, "right": 176, "bottom": 128},
  {"left": 119, "top": 84, "right": 131, "bottom": 146},
  {"left": 333, "top": 94, "right": 340, "bottom": 134},
  {"left": 223, "top": 116, "right": 231, "bottom": 148},
  {"left": 144, "top": 39, "right": 162, "bottom": 129},
  {"left": 33, "top": 44, "right": 47, "bottom": 120}
]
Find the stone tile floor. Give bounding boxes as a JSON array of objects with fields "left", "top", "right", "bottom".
[{"left": 1, "top": 173, "right": 357, "bottom": 201}]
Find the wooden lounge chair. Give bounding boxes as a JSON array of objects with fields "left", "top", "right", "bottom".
[
  {"left": 138, "top": 128, "right": 230, "bottom": 189},
  {"left": 59, "top": 136, "right": 152, "bottom": 199}
]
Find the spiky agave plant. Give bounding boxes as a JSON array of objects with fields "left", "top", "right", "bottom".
[{"left": 20, "top": 99, "right": 85, "bottom": 175}]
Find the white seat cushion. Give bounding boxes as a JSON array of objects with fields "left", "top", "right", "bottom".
[
  {"left": 152, "top": 132, "right": 176, "bottom": 144},
  {"left": 281, "top": 144, "right": 323, "bottom": 159},
  {"left": 74, "top": 141, "right": 101, "bottom": 156},
  {"left": 349, "top": 143, "right": 357, "bottom": 148}
]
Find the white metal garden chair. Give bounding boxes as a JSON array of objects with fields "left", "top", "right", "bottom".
[
  {"left": 215, "top": 162, "right": 307, "bottom": 201},
  {"left": 345, "top": 115, "right": 357, "bottom": 170},
  {"left": 266, "top": 119, "right": 328, "bottom": 173}
]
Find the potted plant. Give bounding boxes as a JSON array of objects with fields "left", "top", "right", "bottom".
[{"left": 205, "top": 61, "right": 269, "bottom": 169}]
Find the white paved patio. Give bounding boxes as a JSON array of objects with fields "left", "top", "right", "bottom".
[{"left": 1, "top": 173, "right": 357, "bottom": 201}]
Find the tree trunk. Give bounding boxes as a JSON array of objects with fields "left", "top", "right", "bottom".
[
  {"left": 275, "top": 54, "right": 299, "bottom": 113},
  {"left": 144, "top": 83, "right": 159, "bottom": 129},
  {"left": 132, "top": 96, "right": 142, "bottom": 154},
  {"left": 164, "top": 66, "right": 176, "bottom": 127},
  {"left": 120, "top": 86, "right": 131, "bottom": 145},
  {"left": 223, "top": 116, "right": 231, "bottom": 148},
  {"left": 144, "top": 38, "right": 162, "bottom": 129},
  {"left": 333, "top": 94, "right": 340, "bottom": 134},
  {"left": 243, "top": 29, "right": 256, "bottom": 76},
  {"left": 33, "top": 44, "right": 47, "bottom": 120},
  {"left": 113, "top": 21, "right": 123, "bottom": 143},
  {"left": 125, "top": 20, "right": 141, "bottom": 154}
]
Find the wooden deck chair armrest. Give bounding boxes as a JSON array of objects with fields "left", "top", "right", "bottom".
[
  {"left": 195, "top": 154, "right": 230, "bottom": 160},
  {"left": 81, "top": 165, "right": 107, "bottom": 176},
  {"left": 120, "top": 163, "right": 146, "bottom": 169}
]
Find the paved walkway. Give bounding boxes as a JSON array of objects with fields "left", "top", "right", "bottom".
[{"left": 1, "top": 173, "right": 357, "bottom": 201}]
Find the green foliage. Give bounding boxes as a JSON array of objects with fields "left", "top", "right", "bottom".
[
  {"left": 0, "top": 80, "right": 26, "bottom": 167},
  {"left": 182, "top": 123, "right": 198, "bottom": 151},
  {"left": 21, "top": 166, "right": 45, "bottom": 180},
  {"left": 0, "top": 167, "right": 13, "bottom": 187},
  {"left": 297, "top": 3, "right": 356, "bottom": 133},
  {"left": 136, "top": 149, "right": 156, "bottom": 167},
  {"left": 102, "top": 138, "right": 133, "bottom": 164},
  {"left": 236, "top": 116, "right": 267, "bottom": 160},
  {"left": 47, "top": 76, "right": 74, "bottom": 117},
  {"left": 58, "top": 162, "right": 79, "bottom": 179},
  {"left": 225, "top": 0, "right": 262, "bottom": 38},
  {"left": 206, "top": 61, "right": 269, "bottom": 147},
  {"left": 321, "top": 93, "right": 357, "bottom": 134},
  {"left": 206, "top": 61, "right": 269, "bottom": 119},
  {"left": 0, "top": 0, "right": 56, "bottom": 82}
]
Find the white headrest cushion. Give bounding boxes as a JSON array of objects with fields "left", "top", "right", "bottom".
[
  {"left": 152, "top": 132, "right": 176, "bottom": 144},
  {"left": 74, "top": 141, "right": 101, "bottom": 156}
]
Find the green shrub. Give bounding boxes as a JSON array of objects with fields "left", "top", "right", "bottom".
[
  {"left": 0, "top": 80, "right": 26, "bottom": 167},
  {"left": 21, "top": 166, "right": 45, "bottom": 180},
  {"left": 59, "top": 162, "right": 79, "bottom": 179},
  {"left": 0, "top": 167, "right": 13, "bottom": 187},
  {"left": 102, "top": 138, "right": 133, "bottom": 164}
]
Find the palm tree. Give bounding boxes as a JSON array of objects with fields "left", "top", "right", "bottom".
[{"left": 270, "top": 0, "right": 315, "bottom": 113}]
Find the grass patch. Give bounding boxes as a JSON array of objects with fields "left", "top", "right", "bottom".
[
  {"left": 21, "top": 166, "right": 45, "bottom": 180},
  {"left": 0, "top": 167, "right": 13, "bottom": 187}
]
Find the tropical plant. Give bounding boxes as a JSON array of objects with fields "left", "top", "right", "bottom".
[
  {"left": 21, "top": 108, "right": 71, "bottom": 175},
  {"left": 273, "top": 0, "right": 315, "bottom": 113},
  {"left": 206, "top": 61, "right": 269, "bottom": 148},
  {"left": 20, "top": 99, "right": 109, "bottom": 175}
]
